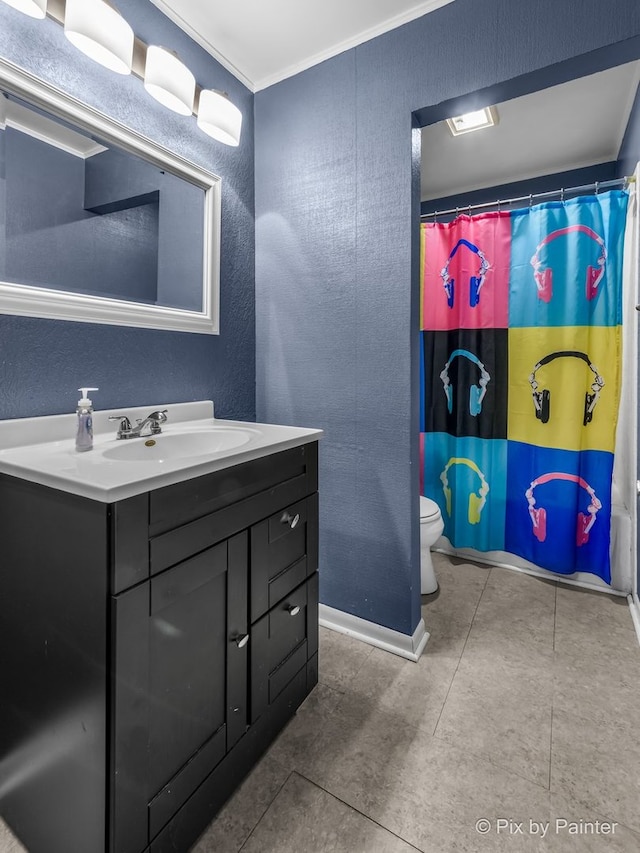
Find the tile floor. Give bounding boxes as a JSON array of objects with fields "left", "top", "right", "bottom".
[{"left": 2, "top": 553, "right": 639, "bottom": 852}]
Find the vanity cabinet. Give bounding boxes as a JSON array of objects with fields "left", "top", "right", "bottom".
[{"left": 0, "top": 441, "right": 319, "bottom": 853}]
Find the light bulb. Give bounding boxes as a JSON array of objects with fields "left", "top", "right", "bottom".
[
  {"left": 197, "top": 89, "right": 242, "bottom": 147},
  {"left": 1, "top": 0, "right": 47, "bottom": 18},
  {"left": 144, "top": 46, "right": 195, "bottom": 116},
  {"left": 64, "top": 0, "right": 133, "bottom": 75}
]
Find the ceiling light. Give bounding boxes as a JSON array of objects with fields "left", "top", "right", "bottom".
[
  {"left": 446, "top": 106, "right": 498, "bottom": 136},
  {"left": 197, "top": 89, "right": 242, "bottom": 147},
  {"left": 64, "top": 0, "right": 134, "bottom": 75},
  {"left": 144, "top": 46, "right": 195, "bottom": 116},
  {"left": 0, "top": 0, "right": 46, "bottom": 18}
]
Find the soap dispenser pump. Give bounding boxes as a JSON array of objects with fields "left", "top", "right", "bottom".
[{"left": 76, "top": 387, "right": 98, "bottom": 452}]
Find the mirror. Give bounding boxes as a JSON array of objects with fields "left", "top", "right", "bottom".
[{"left": 0, "top": 56, "right": 221, "bottom": 334}]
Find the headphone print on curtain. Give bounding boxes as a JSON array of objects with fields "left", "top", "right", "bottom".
[
  {"left": 420, "top": 212, "right": 510, "bottom": 553},
  {"left": 420, "top": 190, "right": 628, "bottom": 584}
]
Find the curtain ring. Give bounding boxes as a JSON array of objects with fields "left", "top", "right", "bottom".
[
  {"left": 595, "top": 181, "right": 599, "bottom": 195},
  {"left": 497, "top": 199, "right": 501, "bottom": 212},
  {"left": 432, "top": 210, "right": 437, "bottom": 224},
  {"left": 468, "top": 204, "right": 471, "bottom": 217},
  {"left": 560, "top": 187, "right": 565, "bottom": 203},
  {"left": 529, "top": 194, "right": 533, "bottom": 208}
]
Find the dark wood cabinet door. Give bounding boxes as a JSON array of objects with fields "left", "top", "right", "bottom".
[
  {"left": 148, "top": 542, "right": 227, "bottom": 792},
  {"left": 111, "top": 531, "right": 248, "bottom": 853},
  {"left": 251, "top": 572, "right": 319, "bottom": 724}
]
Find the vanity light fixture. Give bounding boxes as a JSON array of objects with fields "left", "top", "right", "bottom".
[
  {"left": 446, "top": 106, "right": 498, "bottom": 136},
  {"left": 197, "top": 89, "right": 242, "bottom": 147},
  {"left": 0, "top": 0, "right": 46, "bottom": 18},
  {"left": 64, "top": 0, "right": 134, "bottom": 75},
  {"left": 4, "top": 0, "right": 242, "bottom": 145},
  {"left": 144, "top": 45, "right": 195, "bottom": 116}
]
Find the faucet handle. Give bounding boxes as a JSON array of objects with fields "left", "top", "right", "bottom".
[
  {"left": 146, "top": 409, "right": 168, "bottom": 435},
  {"left": 108, "top": 415, "right": 132, "bottom": 435}
]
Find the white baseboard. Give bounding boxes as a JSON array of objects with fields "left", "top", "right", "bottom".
[
  {"left": 318, "top": 604, "right": 429, "bottom": 662},
  {"left": 628, "top": 594, "right": 640, "bottom": 647}
]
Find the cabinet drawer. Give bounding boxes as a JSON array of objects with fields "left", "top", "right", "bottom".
[
  {"left": 150, "top": 474, "right": 319, "bottom": 578},
  {"left": 250, "top": 493, "right": 318, "bottom": 622},
  {"left": 149, "top": 442, "right": 318, "bottom": 536},
  {"left": 250, "top": 573, "right": 319, "bottom": 724}
]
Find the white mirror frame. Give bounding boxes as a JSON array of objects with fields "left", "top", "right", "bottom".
[{"left": 0, "top": 56, "right": 221, "bottom": 334}]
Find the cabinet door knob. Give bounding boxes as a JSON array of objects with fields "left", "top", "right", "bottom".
[
  {"left": 235, "top": 634, "right": 249, "bottom": 648},
  {"left": 287, "top": 605, "right": 301, "bottom": 617},
  {"left": 281, "top": 511, "right": 300, "bottom": 529}
]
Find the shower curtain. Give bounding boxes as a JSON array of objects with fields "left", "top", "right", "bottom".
[{"left": 420, "top": 190, "right": 629, "bottom": 586}]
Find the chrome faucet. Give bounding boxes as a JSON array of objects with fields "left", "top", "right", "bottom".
[{"left": 109, "top": 409, "right": 168, "bottom": 440}]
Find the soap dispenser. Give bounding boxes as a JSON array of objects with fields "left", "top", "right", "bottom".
[{"left": 76, "top": 387, "right": 98, "bottom": 452}]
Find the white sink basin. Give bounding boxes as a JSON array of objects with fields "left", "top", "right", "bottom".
[{"left": 101, "top": 427, "right": 258, "bottom": 462}]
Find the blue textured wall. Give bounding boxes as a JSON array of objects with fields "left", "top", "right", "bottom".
[
  {"left": 5, "top": 130, "right": 159, "bottom": 303},
  {"left": 85, "top": 148, "right": 205, "bottom": 310},
  {"left": 255, "top": 0, "right": 640, "bottom": 636},
  {"left": 0, "top": 0, "right": 255, "bottom": 419}
]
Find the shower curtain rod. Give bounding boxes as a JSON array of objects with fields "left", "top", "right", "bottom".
[{"left": 422, "top": 175, "right": 635, "bottom": 220}]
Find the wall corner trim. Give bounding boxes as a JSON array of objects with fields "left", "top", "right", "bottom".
[
  {"left": 319, "top": 604, "right": 429, "bottom": 662},
  {"left": 628, "top": 594, "right": 640, "bottom": 647}
]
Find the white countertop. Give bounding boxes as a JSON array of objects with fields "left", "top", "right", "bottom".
[{"left": 0, "top": 401, "right": 322, "bottom": 502}]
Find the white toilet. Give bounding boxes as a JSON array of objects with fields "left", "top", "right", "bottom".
[{"left": 420, "top": 496, "right": 444, "bottom": 594}]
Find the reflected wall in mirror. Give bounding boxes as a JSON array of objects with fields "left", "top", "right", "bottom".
[{"left": 0, "top": 56, "right": 221, "bottom": 334}]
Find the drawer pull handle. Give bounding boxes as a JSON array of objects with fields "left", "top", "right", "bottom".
[
  {"left": 281, "top": 511, "right": 300, "bottom": 529},
  {"left": 235, "top": 634, "right": 249, "bottom": 648},
  {"left": 287, "top": 605, "right": 301, "bottom": 617}
]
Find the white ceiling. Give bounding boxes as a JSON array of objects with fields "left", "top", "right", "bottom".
[
  {"left": 421, "top": 61, "right": 640, "bottom": 202},
  {"left": 149, "top": 0, "right": 453, "bottom": 91}
]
